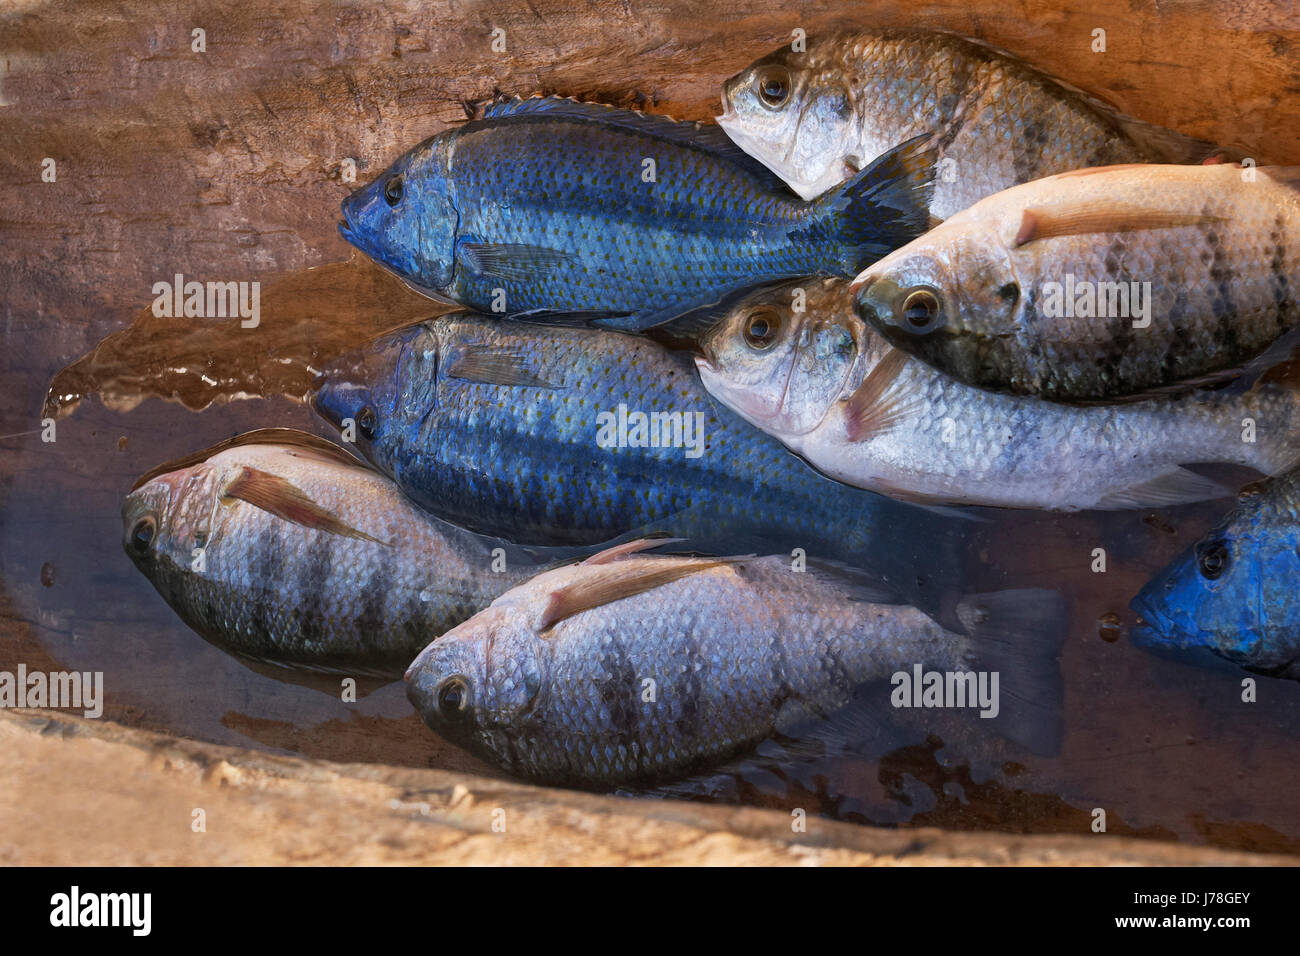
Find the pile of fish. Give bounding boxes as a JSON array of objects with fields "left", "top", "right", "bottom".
[{"left": 120, "top": 28, "right": 1300, "bottom": 795}]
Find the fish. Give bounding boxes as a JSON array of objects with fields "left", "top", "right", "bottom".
[
  {"left": 405, "top": 540, "right": 1067, "bottom": 788},
  {"left": 1132, "top": 468, "right": 1300, "bottom": 680},
  {"left": 310, "top": 312, "right": 970, "bottom": 624},
  {"left": 852, "top": 163, "right": 1300, "bottom": 403},
  {"left": 122, "top": 429, "right": 535, "bottom": 677},
  {"left": 338, "top": 96, "right": 935, "bottom": 331},
  {"left": 696, "top": 280, "right": 1300, "bottom": 511},
  {"left": 718, "top": 28, "right": 1221, "bottom": 219}
]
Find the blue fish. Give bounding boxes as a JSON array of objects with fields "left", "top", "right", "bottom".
[
  {"left": 1131, "top": 470, "right": 1300, "bottom": 679},
  {"left": 338, "top": 97, "right": 934, "bottom": 330},
  {"left": 311, "top": 312, "right": 970, "bottom": 625}
]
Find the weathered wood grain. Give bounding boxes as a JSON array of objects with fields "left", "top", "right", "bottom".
[
  {"left": 5, "top": 0, "right": 1300, "bottom": 862},
  {"left": 5, "top": 709, "right": 1294, "bottom": 865}
]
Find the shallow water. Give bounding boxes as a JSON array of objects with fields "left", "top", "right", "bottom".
[
  {"left": 5, "top": 278, "right": 1300, "bottom": 855},
  {"left": 7, "top": 0, "right": 1300, "bottom": 857}
]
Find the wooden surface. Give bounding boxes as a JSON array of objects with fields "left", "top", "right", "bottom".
[
  {"left": 5, "top": 0, "right": 1300, "bottom": 863},
  {"left": 5, "top": 709, "right": 1292, "bottom": 865},
  {"left": 6, "top": 0, "right": 1300, "bottom": 377}
]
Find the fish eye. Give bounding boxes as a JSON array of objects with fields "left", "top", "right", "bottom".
[
  {"left": 357, "top": 406, "right": 378, "bottom": 439},
  {"left": 898, "top": 288, "right": 942, "bottom": 334},
  {"left": 1197, "top": 540, "right": 1230, "bottom": 580},
  {"left": 742, "top": 309, "right": 781, "bottom": 350},
  {"left": 437, "top": 676, "right": 470, "bottom": 719},
  {"left": 756, "top": 67, "right": 791, "bottom": 109},
  {"left": 383, "top": 175, "right": 404, "bottom": 207},
  {"left": 129, "top": 515, "right": 156, "bottom": 556}
]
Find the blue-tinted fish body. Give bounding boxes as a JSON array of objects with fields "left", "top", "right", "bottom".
[
  {"left": 312, "top": 313, "right": 965, "bottom": 620},
  {"left": 1132, "top": 470, "right": 1300, "bottom": 679},
  {"left": 339, "top": 97, "right": 934, "bottom": 330}
]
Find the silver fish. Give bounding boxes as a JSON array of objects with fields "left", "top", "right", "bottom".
[
  {"left": 852, "top": 163, "right": 1300, "bottom": 402},
  {"left": 696, "top": 281, "right": 1300, "bottom": 511},
  {"left": 123, "top": 430, "right": 533, "bottom": 677},
  {"left": 718, "top": 28, "right": 1219, "bottom": 219},
  {"left": 406, "top": 540, "right": 1065, "bottom": 788}
]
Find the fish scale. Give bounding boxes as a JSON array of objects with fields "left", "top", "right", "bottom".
[
  {"left": 312, "top": 312, "right": 966, "bottom": 620},
  {"left": 406, "top": 552, "right": 1065, "bottom": 788},
  {"left": 338, "top": 96, "right": 935, "bottom": 330},
  {"left": 698, "top": 280, "right": 1300, "bottom": 511},
  {"left": 122, "top": 438, "right": 536, "bottom": 677},
  {"left": 718, "top": 29, "right": 1215, "bottom": 218},
  {"left": 1133, "top": 467, "right": 1300, "bottom": 680},
  {"left": 853, "top": 163, "right": 1300, "bottom": 402}
]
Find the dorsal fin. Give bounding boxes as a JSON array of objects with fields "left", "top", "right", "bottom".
[
  {"left": 479, "top": 95, "right": 793, "bottom": 191},
  {"left": 223, "top": 467, "right": 390, "bottom": 545},
  {"left": 130, "top": 428, "right": 363, "bottom": 491},
  {"left": 538, "top": 556, "right": 736, "bottom": 631},
  {"left": 581, "top": 536, "right": 684, "bottom": 566},
  {"left": 1013, "top": 202, "right": 1228, "bottom": 247},
  {"left": 877, "top": 29, "right": 1225, "bottom": 166}
]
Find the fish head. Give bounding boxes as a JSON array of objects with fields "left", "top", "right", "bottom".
[
  {"left": 406, "top": 604, "right": 546, "bottom": 767},
  {"left": 311, "top": 324, "right": 431, "bottom": 462},
  {"left": 697, "top": 282, "right": 858, "bottom": 437},
  {"left": 852, "top": 229, "right": 1013, "bottom": 382},
  {"left": 719, "top": 47, "right": 856, "bottom": 201},
  {"left": 339, "top": 135, "right": 458, "bottom": 292},
  {"left": 122, "top": 462, "right": 224, "bottom": 591},
  {"left": 1131, "top": 491, "right": 1300, "bottom": 672}
]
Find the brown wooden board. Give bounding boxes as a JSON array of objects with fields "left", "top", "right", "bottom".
[{"left": 4, "top": 0, "right": 1300, "bottom": 862}]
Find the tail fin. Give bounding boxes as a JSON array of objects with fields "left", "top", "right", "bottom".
[
  {"left": 812, "top": 134, "right": 937, "bottom": 276},
  {"left": 955, "top": 588, "right": 1069, "bottom": 756}
]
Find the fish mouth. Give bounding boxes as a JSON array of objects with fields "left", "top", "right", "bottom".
[
  {"left": 715, "top": 97, "right": 736, "bottom": 129},
  {"left": 848, "top": 271, "right": 876, "bottom": 295},
  {"left": 338, "top": 201, "right": 361, "bottom": 246},
  {"left": 1127, "top": 594, "right": 1176, "bottom": 649},
  {"left": 1128, "top": 621, "right": 1162, "bottom": 650}
]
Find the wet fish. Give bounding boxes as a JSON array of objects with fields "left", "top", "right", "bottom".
[
  {"left": 311, "top": 312, "right": 967, "bottom": 622},
  {"left": 339, "top": 96, "right": 934, "bottom": 331},
  {"left": 718, "top": 28, "right": 1219, "bottom": 219},
  {"left": 1132, "top": 468, "right": 1300, "bottom": 679},
  {"left": 406, "top": 540, "right": 1066, "bottom": 788},
  {"left": 852, "top": 163, "right": 1300, "bottom": 402},
  {"left": 122, "top": 430, "right": 534, "bottom": 677},
  {"left": 697, "top": 280, "right": 1300, "bottom": 511}
]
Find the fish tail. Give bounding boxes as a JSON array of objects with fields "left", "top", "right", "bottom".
[
  {"left": 810, "top": 134, "right": 937, "bottom": 275},
  {"left": 954, "top": 588, "right": 1070, "bottom": 756}
]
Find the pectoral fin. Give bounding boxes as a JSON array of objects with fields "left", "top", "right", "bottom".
[
  {"left": 842, "top": 348, "right": 917, "bottom": 442},
  {"left": 223, "top": 467, "right": 390, "bottom": 545},
  {"left": 458, "top": 241, "right": 577, "bottom": 282},
  {"left": 445, "top": 348, "right": 559, "bottom": 388}
]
